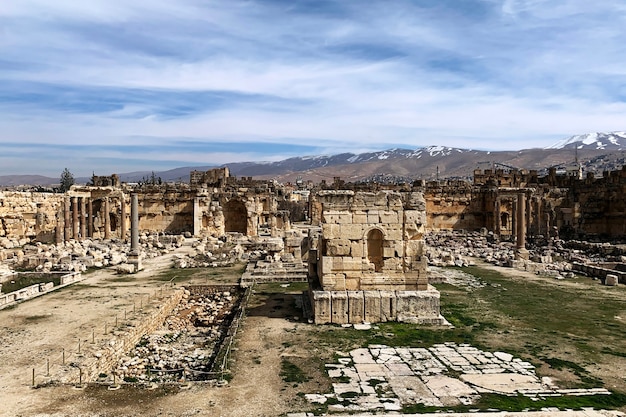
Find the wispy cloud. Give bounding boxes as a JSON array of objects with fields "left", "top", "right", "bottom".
[{"left": 1, "top": 0, "right": 625, "bottom": 175}]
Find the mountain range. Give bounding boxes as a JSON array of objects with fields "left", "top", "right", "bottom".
[{"left": 2, "top": 132, "right": 626, "bottom": 187}]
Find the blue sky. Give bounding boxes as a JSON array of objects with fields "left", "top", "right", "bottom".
[{"left": 1, "top": 0, "right": 626, "bottom": 176}]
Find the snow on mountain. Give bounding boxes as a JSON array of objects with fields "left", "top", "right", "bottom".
[{"left": 546, "top": 132, "right": 626, "bottom": 150}]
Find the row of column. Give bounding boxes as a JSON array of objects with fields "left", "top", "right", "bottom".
[{"left": 56, "top": 196, "right": 128, "bottom": 243}]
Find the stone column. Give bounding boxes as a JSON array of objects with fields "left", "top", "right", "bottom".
[
  {"left": 80, "top": 197, "right": 86, "bottom": 241},
  {"left": 128, "top": 193, "right": 142, "bottom": 272},
  {"left": 104, "top": 198, "right": 111, "bottom": 239},
  {"left": 516, "top": 192, "right": 529, "bottom": 260},
  {"left": 64, "top": 197, "right": 71, "bottom": 242},
  {"left": 120, "top": 195, "right": 127, "bottom": 241},
  {"left": 55, "top": 208, "right": 63, "bottom": 244},
  {"left": 72, "top": 197, "right": 79, "bottom": 240},
  {"left": 495, "top": 198, "right": 501, "bottom": 235},
  {"left": 131, "top": 194, "right": 139, "bottom": 253},
  {"left": 87, "top": 198, "right": 93, "bottom": 238},
  {"left": 193, "top": 197, "right": 201, "bottom": 236}
]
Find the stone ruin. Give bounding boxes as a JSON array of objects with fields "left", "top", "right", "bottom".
[{"left": 307, "top": 190, "right": 446, "bottom": 325}]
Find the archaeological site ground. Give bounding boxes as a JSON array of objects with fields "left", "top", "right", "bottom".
[{"left": 1, "top": 167, "right": 626, "bottom": 417}]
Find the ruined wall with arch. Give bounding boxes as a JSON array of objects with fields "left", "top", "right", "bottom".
[{"left": 311, "top": 189, "right": 428, "bottom": 291}]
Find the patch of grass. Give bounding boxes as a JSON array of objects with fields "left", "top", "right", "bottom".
[
  {"left": 401, "top": 392, "right": 626, "bottom": 413},
  {"left": 1, "top": 274, "right": 61, "bottom": 293},
  {"left": 153, "top": 263, "right": 246, "bottom": 283},
  {"left": 602, "top": 348, "right": 626, "bottom": 358},
  {"left": 280, "top": 359, "right": 310, "bottom": 384},
  {"left": 255, "top": 281, "right": 309, "bottom": 293},
  {"left": 23, "top": 314, "right": 50, "bottom": 322}
]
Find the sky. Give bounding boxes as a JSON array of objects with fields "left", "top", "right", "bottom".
[{"left": 1, "top": 0, "right": 626, "bottom": 176}]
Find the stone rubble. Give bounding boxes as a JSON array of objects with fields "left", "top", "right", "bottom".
[
  {"left": 0, "top": 233, "right": 184, "bottom": 278},
  {"left": 112, "top": 289, "right": 238, "bottom": 383},
  {"left": 306, "top": 342, "right": 610, "bottom": 413},
  {"left": 425, "top": 230, "right": 624, "bottom": 281}
]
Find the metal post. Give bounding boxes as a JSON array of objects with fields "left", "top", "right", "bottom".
[
  {"left": 47, "top": 358, "right": 50, "bottom": 376},
  {"left": 62, "top": 349, "right": 65, "bottom": 365},
  {"left": 32, "top": 368, "right": 35, "bottom": 386}
]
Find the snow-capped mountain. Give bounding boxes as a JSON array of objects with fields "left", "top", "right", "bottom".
[{"left": 546, "top": 132, "right": 626, "bottom": 150}]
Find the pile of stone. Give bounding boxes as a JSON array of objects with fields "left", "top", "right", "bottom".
[
  {"left": 0, "top": 233, "right": 185, "bottom": 275},
  {"left": 426, "top": 231, "right": 578, "bottom": 275},
  {"left": 115, "top": 332, "right": 216, "bottom": 382},
  {"left": 425, "top": 231, "right": 515, "bottom": 267},
  {"left": 173, "top": 238, "right": 243, "bottom": 269},
  {"left": 114, "top": 289, "right": 237, "bottom": 382},
  {"left": 166, "top": 289, "right": 235, "bottom": 330},
  {"left": 0, "top": 237, "right": 31, "bottom": 250},
  {"left": 172, "top": 235, "right": 289, "bottom": 269}
]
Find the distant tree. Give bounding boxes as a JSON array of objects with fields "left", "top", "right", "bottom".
[{"left": 59, "top": 168, "right": 75, "bottom": 193}]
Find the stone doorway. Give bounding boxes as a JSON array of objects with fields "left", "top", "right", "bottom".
[{"left": 224, "top": 199, "right": 247, "bottom": 234}]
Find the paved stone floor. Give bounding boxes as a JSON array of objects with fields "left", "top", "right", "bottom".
[{"left": 304, "top": 342, "right": 611, "bottom": 413}]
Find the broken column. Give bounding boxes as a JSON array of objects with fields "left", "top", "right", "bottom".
[{"left": 127, "top": 193, "right": 142, "bottom": 272}]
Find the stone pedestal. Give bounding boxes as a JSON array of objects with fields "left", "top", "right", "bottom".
[{"left": 311, "top": 287, "right": 445, "bottom": 325}]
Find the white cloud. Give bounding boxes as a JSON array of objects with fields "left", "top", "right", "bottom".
[{"left": 1, "top": 0, "right": 626, "bottom": 175}]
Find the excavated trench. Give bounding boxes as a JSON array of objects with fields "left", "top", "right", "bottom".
[{"left": 112, "top": 285, "right": 246, "bottom": 383}]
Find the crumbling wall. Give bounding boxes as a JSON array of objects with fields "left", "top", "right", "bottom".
[
  {"left": 312, "top": 190, "right": 428, "bottom": 291},
  {"left": 0, "top": 192, "right": 63, "bottom": 244},
  {"left": 309, "top": 189, "right": 443, "bottom": 325}
]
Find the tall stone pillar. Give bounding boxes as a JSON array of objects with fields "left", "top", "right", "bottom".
[
  {"left": 64, "top": 197, "right": 71, "bottom": 242},
  {"left": 128, "top": 193, "right": 142, "bottom": 272},
  {"left": 516, "top": 192, "right": 529, "bottom": 260},
  {"left": 80, "top": 197, "right": 86, "bottom": 241},
  {"left": 72, "top": 197, "right": 79, "bottom": 240},
  {"left": 87, "top": 198, "right": 93, "bottom": 238},
  {"left": 495, "top": 198, "right": 501, "bottom": 235},
  {"left": 120, "top": 195, "right": 127, "bottom": 241},
  {"left": 104, "top": 198, "right": 111, "bottom": 240},
  {"left": 55, "top": 208, "right": 63, "bottom": 244},
  {"left": 193, "top": 197, "right": 201, "bottom": 236}
]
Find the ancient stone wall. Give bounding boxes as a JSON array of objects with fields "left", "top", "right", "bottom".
[
  {"left": 308, "top": 189, "right": 443, "bottom": 325},
  {"left": 312, "top": 190, "right": 428, "bottom": 292},
  {"left": 0, "top": 191, "right": 64, "bottom": 244}
]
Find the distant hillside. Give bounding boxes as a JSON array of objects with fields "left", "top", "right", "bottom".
[{"left": 2, "top": 131, "right": 626, "bottom": 186}]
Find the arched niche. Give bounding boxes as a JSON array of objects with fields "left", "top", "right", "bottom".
[{"left": 366, "top": 228, "right": 384, "bottom": 273}]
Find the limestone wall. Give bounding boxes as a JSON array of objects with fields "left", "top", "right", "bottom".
[
  {"left": 312, "top": 190, "right": 428, "bottom": 291},
  {"left": 0, "top": 192, "right": 64, "bottom": 243}
]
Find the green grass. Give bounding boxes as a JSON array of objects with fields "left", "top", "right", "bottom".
[
  {"left": 401, "top": 392, "right": 626, "bottom": 413},
  {"left": 1, "top": 273, "right": 62, "bottom": 293},
  {"left": 254, "top": 281, "right": 309, "bottom": 293},
  {"left": 280, "top": 359, "right": 311, "bottom": 384},
  {"left": 152, "top": 263, "right": 246, "bottom": 283}
]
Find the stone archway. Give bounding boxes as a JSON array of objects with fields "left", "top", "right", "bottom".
[
  {"left": 224, "top": 199, "right": 248, "bottom": 234},
  {"left": 367, "top": 228, "right": 384, "bottom": 273}
]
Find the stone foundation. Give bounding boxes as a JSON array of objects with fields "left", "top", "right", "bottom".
[{"left": 310, "top": 285, "right": 445, "bottom": 325}]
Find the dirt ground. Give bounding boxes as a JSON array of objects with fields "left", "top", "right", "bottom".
[
  {"left": 0, "top": 243, "right": 325, "bottom": 417},
  {"left": 2, "top": 247, "right": 625, "bottom": 417}
]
